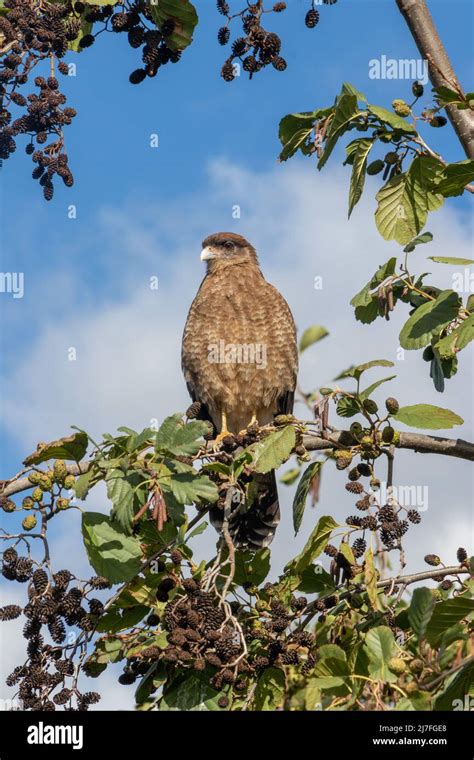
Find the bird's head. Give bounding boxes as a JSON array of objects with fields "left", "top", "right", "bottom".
[{"left": 200, "top": 232, "right": 258, "bottom": 271}]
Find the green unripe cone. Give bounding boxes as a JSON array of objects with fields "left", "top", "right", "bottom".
[
  {"left": 367, "top": 159, "right": 384, "bottom": 175},
  {"left": 385, "top": 397, "right": 399, "bottom": 414},
  {"left": 424, "top": 554, "right": 441, "bottom": 567},
  {"left": 392, "top": 99, "right": 411, "bottom": 117},
  {"left": 335, "top": 450, "right": 353, "bottom": 470},
  {"left": 39, "top": 474, "right": 52, "bottom": 492},
  {"left": 363, "top": 399, "right": 378, "bottom": 414},
  {"left": 384, "top": 151, "right": 398, "bottom": 166},
  {"left": 405, "top": 681, "right": 419, "bottom": 694},
  {"left": 28, "top": 472, "right": 41, "bottom": 485},
  {"left": 22, "top": 514, "right": 37, "bottom": 531},
  {"left": 388, "top": 657, "right": 406, "bottom": 676},
  {"left": 350, "top": 422, "right": 363, "bottom": 438},
  {"left": 22, "top": 496, "right": 34, "bottom": 510},
  {"left": 382, "top": 426, "right": 395, "bottom": 443},
  {"left": 56, "top": 498, "right": 70, "bottom": 511},
  {"left": 255, "top": 600, "right": 269, "bottom": 612},
  {"left": 429, "top": 115, "right": 447, "bottom": 128},
  {"left": 360, "top": 435, "right": 373, "bottom": 450},
  {"left": 409, "top": 659, "right": 424, "bottom": 674},
  {"left": 32, "top": 487, "right": 43, "bottom": 503},
  {"left": 63, "top": 474, "right": 76, "bottom": 489}
]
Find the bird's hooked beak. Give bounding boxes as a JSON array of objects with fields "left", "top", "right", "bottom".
[{"left": 200, "top": 246, "right": 216, "bottom": 262}]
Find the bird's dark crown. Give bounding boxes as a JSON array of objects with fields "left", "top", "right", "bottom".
[{"left": 202, "top": 232, "right": 251, "bottom": 250}]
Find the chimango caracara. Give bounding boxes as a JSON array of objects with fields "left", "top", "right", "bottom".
[{"left": 182, "top": 232, "right": 298, "bottom": 550}]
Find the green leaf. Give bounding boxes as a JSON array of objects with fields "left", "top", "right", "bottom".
[
  {"left": 148, "top": 0, "right": 198, "bottom": 52},
  {"left": 291, "top": 515, "right": 339, "bottom": 574},
  {"left": 165, "top": 472, "right": 218, "bottom": 505},
  {"left": 429, "top": 256, "right": 474, "bottom": 265},
  {"left": 299, "top": 325, "right": 329, "bottom": 353},
  {"left": 292, "top": 461, "right": 323, "bottom": 535},
  {"left": 253, "top": 667, "right": 286, "bottom": 711},
  {"left": 348, "top": 138, "right": 374, "bottom": 217},
  {"left": 408, "top": 587, "right": 436, "bottom": 640},
  {"left": 335, "top": 358, "right": 394, "bottom": 380},
  {"left": 23, "top": 432, "right": 88, "bottom": 466},
  {"left": 336, "top": 395, "right": 360, "bottom": 418},
  {"left": 403, "top": 231, "right": 433, "bottom": 253},
  {"left": 106, "top": 469, "right": 135, "bottom": 534},
  {"left": 318, "top": 93, "right": 360, "bottom": 169},
  {"left": 234, "top": 549, "right": 271, "bottom": 587},
  {"left": 250, "top": 426, "right": 296, "bottom": 474},
  {"left": 359, "top": 375, "right": 396, "bottom": 402},
  {"left": 160, "top": 672, "right": 225, "bottom": 711},
  {"left": 394, "top": 403, "right": 463, "bottom": 430},
  {"left": 368, "top": 104, "right": 416, "bottom": 132},
  {"left": 375, "top": 156, "right": 444, "bottom": 244},
  {"left": 434, "top": 661, "right": 474, "bottom": 710},
  {"left": 425, "top": 597, "right": 474, "bottom": 646},
  {"left": 278, "top": 111, "right": 328, "bottom": 162},
  {"left": 434, "top": 160, "right": 474, "bottom": 197},
  {"left": 155, "top": 415, "right": 210, "bottom": 457},
  {"left": 363, "top": 626, "right": 397, "bottom": 682},
  {"left": 350, "top": 259, "right": 397, "bottom": 308},
  {"left": 297, "top": 565, "right": 335, "bottom": 594},
  {"left": 399, "top": 289, "right": 461, "bottom": 350},
  {"left": 81, "top": 512, "right": 143, "bottom": 584},
  {"left": 342, "top": 82, "right": 367, "bottom": 102},
  {"left": 313, "top": 645, "right": 350, "bottom": 689},
  {"left": 73, "top": 468, "right": 94, "bottom": 500},
  {"left": 434, "top": 314, "right": 474, "bottom": 358}
]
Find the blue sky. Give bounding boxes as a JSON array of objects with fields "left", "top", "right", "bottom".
[{"left": 1, "top": 0, "right": 473, "bottom": 707}]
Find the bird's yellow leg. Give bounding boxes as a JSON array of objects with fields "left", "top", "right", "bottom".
[
  {"left": 213, "top": 410, "right": 231, "bottom": 450},
  {"left": 238, "top": 412, "right": 258, "bottom": 437}
]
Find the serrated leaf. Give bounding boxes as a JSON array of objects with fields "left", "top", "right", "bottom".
[
  {"left": 348, "top": 138, "right": 374, "bottom": 217},
  {"left": 434, "top": 160, "right": 474, "bottom": 197},
  {"left": 350, "top": 259, "right": 397, "bottom": 308},
  {"left": 425, "top": 597, "right": 474, "bottom": 646},
  {"left": 160, "top": 672, "right": 225, "bottom": 711},
  {"left": 394, "top": 403, "right": 463, "bottom": 430},
  {"left": 434, "top": 314, "right": 474, "bottom": 358},
  {"left": 278, "top": 111, "right": 329, "bottom": 162},
  {"left": 299, "top": 325, "right": 329, "bottom": 352},
  {"left": 253, "top": 667, "right": 285, "bottom": 711},
  {"left": 375, "top": 156, "right": 444, "bottom": 245},
  {"left": 23, "top": 432, "right": 88, "bottom": 466},
  {"left": 73, "top": 467, "right": 94, "bottom": 500},
  {"left": 292, "top": 461, "right": 323, "bottom": 535},
  {"left": 82, "top": 512, "right": 142, "bottom": 584},
  {"left": 368, "top": 104, "right": 416, "bottom": 132},
  {"left": 363, "top": 626, "right": 397, "bottom": 682},
  {"left": 149, "top": 0, "right": 198, "bottom": 52},
  {"left": 155, "top": 415, "right": 210, "bottom": 457},
  {"left": 399, "top": 289, "right": 461, "bottom": 350},
  {"left": 250, "top": 426, "right": 296, "bottom": 474},
  {"left": 164, "top": 472, "right": 218, "bottom": 505},
  {"left": 234, "top": 549, "right": 271, "bottom": 587},
  {"left": 106, "top": 469, "right": 135, "bottom": 534},
  {"left": 434, "top": 661, "right": 474, "bottom": 710},
  {"left": 318, "top": 93, "right": 360, "bottom": 169},
  {"left": 342, "top": 82, "right": 367, "bottom": 102},
  {"left": 336, "top": 395, "right": 360, "bottom": 418},
  {"left": 291, "top": 515, "right": 339, "bottom": 574},
  {"left": 408, "top": 587, "right": 436, "bottom": 640}
]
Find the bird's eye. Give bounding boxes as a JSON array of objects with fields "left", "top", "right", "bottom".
[{"left": 223, "top": 240, "right": 235, "bottom": 251}]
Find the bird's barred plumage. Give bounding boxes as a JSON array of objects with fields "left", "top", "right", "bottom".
[{"left": 182, "top": 232, "right": 298, "bottom": 549}]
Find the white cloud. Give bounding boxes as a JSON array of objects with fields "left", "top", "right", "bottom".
[{"left": 1, "top": 159, "right": 472, "bottom": 708}]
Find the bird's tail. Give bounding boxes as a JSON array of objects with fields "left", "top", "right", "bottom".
[{"left": 209, "top": 471, "right": 280, "bottom": 552}]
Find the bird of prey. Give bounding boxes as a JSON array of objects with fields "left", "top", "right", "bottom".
[{"left": 182, "top": 232, "right": 298, "bottom": 550}]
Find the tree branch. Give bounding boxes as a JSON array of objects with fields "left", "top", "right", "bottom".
[
  {"left": 1, "top": 428, "right": 473, "bottom": 499},
  {"left": 396, "top": 0, "right": 474, "bottom": 158}
]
